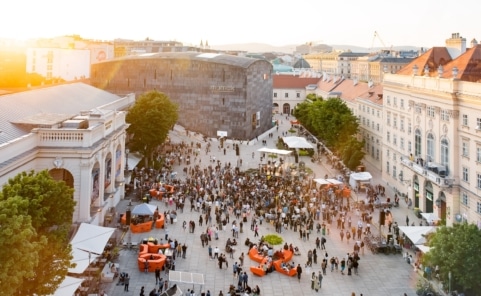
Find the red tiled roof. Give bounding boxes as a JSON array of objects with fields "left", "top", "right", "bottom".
[
  {"left": 272, "top": 75, "right": 320, "bottom": 88},
  {"left": 330, "top": 80, "right": 369, "bottom": 102},
  {"left": 357, "top": 84, "right": 383, "bottom": 106},
  {"left": 397, "top": 47, "right": 452, "bottom": 76},
  {"left": 441, "top": 45, "right": 481, "bottom": 82}
]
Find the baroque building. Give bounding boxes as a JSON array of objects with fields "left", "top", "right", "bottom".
[{"left": 382, "top": 33, "right": 481, "bottom": 226}]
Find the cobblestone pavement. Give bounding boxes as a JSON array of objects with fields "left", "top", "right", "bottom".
[{"left": 102, "top": 114, "right": 424, "bottom": 296}]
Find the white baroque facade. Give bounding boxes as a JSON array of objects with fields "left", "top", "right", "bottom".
[
  {"left": 0, "top": 83, "right": 135, "bottom": 226},
  {"left": 382, "top": 41, "right": 481, "bottom": 227}
]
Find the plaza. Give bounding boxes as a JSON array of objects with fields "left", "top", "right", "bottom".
[{"left": 101, "top": 113, "right": 423, "bottom": 296}]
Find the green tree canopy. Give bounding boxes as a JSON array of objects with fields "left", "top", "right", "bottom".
[
  {"left": 126, "top": 90, "right": 179, "bottom": 166},
  {"left": 294, "top": 98, "right": 363, "bottom": 169},
  {"left": 422, "top": 223, "right": 481, "bottom": 295},
  {"left": 0, "top": 170, "right": 75, "bottom": 295}
]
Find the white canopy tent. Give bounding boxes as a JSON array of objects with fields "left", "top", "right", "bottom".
[
  {"left": 257, "top": 147, "right": 293, "bottom": 155},
  {"left": 313, "top": 178, "right": 343, "bottom": 186},
  {"left": 349, "top": 172, "right": 373, "bottom": 189},
  {"left": 131, "top": 203, "right": 158, "bottom": 216},
  {"left": 398, "top": 226, "right": 436, "bottom": 245},
  {"left": 420, "top": 213, "right": 441, "bottom": 224},
  {"left": 50, "top": 276, "right": 84, "bottom": 296},
  {"left": 416, "top": 245, "right": 432, "bottom": 254},
  {"left": 169, "top": 271, "right": 204, "bottom": 293},
  {"left": 282, "top": 136, "right": 314, "bottom": 149},
  {"left": 68, "top": 223, "right": 116, "bottom": 274}
]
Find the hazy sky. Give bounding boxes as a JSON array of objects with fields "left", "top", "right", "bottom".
[{"left": 2, "top": 0, "right": 479, "bottom": 48}]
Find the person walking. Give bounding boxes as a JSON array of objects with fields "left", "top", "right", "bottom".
[
  {"left": 318, "top": 270, "right": 323, "bottom": 289},
  {"left": 296, "top": 264, "right": 303, "bottom": 282},
  {"left": 155, "top": 268, "right": 161, "bottom": 284},
  {"left": 124, "top": 273, "right": 130, "bottom": 291},
  {"left": 340, "top": 229, "right": 344, "bottom": 242},
  {"left": 311, "top": 272, "right": 316, "bottom": 290},
  {"left": 140, "top": 286, "right": 145, "bottom": 296},
  {"left": 254, "top": 225, "right": 259, "bottom": 237},
  {"left": 144, "top": 258, "right": 149, "bottom": 273},
  {"left": 406, "top": 215, "right": 409, "bottom": 226}
]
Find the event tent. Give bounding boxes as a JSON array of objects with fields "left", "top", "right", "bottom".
[
  {"left": 282, "top": 136, "right": 314, "bottom": 149},
  {"left": 420, "top": 213, "right": 441, "bottom": 224},
  {"left": 68, "top": 223, "right": 116, "bottom": 274},
  {"left": 348, "top": 172, "right": 373, "bottom": 189},
  {"left": 169, "top": 271, "right": 204, "bottom": 293},
  {"left": 398, "top": 226, "right": 436, "bottom": 245},
  {"left": 257, "top": 147, "right": 293, "bottom": 155},
  {"left": 51, "top": 276, "right": 84, "bottom": 296},
  {"left": 131, "top": 203, "right": 158, "bottom": 216}
]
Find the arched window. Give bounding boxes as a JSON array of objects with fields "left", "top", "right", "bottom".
[
  {"left": 427, "top": 133, "right": 434, "bottom": 162},
  {"left": 415, "top": 129, "right": 422, "bottom": 157},
  {"left": 441, "top": 138, "right": 449, "bottom": 176}
]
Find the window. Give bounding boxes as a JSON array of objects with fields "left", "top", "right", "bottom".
[
  {"left": 408, "top": 122, "right": 412, "bottom": 134},
  {"left": 376, "top": 149, "right": 379, "bottom": 160},
  {"left": 427, "top": 133, "right": 434, "bottom": 161},
  {"left": 441, "top": 138, "right": 449, "bottom": 175},
  {"left": 371, "top": 146, "right": 375, "bottom": 158},
  {"left": 400, "top": 118, "right": 404, "bottom": 131},
  {"left": 461, "top": 192, "right": 468, "bottom": 206},
  {"left": 377, "top": 123, "right": 380, "bottom": 131},
  {"left": 387, "top": 131, "right": 390, "bottom": 142},
  {"left": 372, "top": 108, "right": 375, "bottom": 115},
  {"left": 408, "top": 141, "right": 412, "bottom": 152},
  {"left": 387, "top": 96, "right": 391, "bottom": 105},
  {"left": 393, "top": 116, "right": 397, "bottom": 129},
  {"left": 427, "top": 106, "right": 435, "bottom": 117},
  {"left": 440, "top": 109, "right": 449, "bottom": 121},
  {"left": 367, "top": 119, "right": 370, "bottom": 127},
  {"left": 377, "top": 110, "right": 380, "bottom": 117},
  {"left": 415, "top": 105, "right": 421, "bottom": 113},
  {"left": 386, "top": 161, "right": 390, "bottom": 173},
  {"left": 387, "top": 150, "right": 390, "bottom": 157},
  {"left": 363, "top": 105, "right": 365, "bottom": 112},
  {"left": 367, "top": 107, "right": 370, "bottom": 113},
  {"left": 400, "top": 138, "right": 405, "bottom": 150},
  {"left": 477, "top": 146, "right": 481, "bottom": 162},
  {"left": 371, "top": 121, "right": 374, "bottom": 129},
  {"left": 477, "top": 118, "right": 481, "bottom": 129},
  {"left": 477, "top": 202, "right": 481, "bottom": 214},
  {"left": 387, "top": 113, "right": 391, "bottom": 125},
  {"left": 393, "top": 165, "right": 397, "bottom": 179},
  {"left": 400, "top": 99, "right": 404, "bottom": 108},
  {"left": 296, "top": 93, "right": 300, "bottom": 98},
  {"left": 462, "top": 141, "right": 469, "bottom": 157},
  {"left": 462, "top": 114, "right": 468, "bottom": 126},
  {"left": 362, "top": 117, "right": 365, "bottom": 125},
  {"left": 273, "top": 92, "right": 277, "bottom": 98},
  {"left": 284, "top": 93, "right": 289, "bottom": 98},
  {"left": 415, "top": 129, "right": 422, "bottom": 157},
  {"left": 478, "top": 173, "right": 481, "bottom": 189},
  {"left": 393, "top": 134, "right": 397, "bottom": 146},
  {"left": 462, "top": 167, "right": 469, "bottom": 182}
]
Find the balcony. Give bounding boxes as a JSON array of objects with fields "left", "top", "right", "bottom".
[{"left": 400, "top": 156, "right": 454, "bottom": 188}]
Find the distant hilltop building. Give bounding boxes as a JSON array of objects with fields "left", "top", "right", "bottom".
[{"left": 91, "top": 52, "right": 273, "bottom": 140}]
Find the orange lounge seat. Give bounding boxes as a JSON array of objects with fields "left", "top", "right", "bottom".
[
  {"left": 248, "top": 246, "right": 265, "bottom": 263},
  {"left": 250, "top": 266, "right": 266, "bottom": 277},
  {"left": 139, "top": 244, "right": 149, "bottom": 256},
  {"left": 138, "top": 253, "right": 166, "bottom": 272},
  {"left": 130, "top": 221, "right": 152, "bottom": 233},
  {"left": 273, "top": 260, "right": 297, "bottom": 277},
  {"left": 282, "top": 249, "right": 293, "bottom": 262}
]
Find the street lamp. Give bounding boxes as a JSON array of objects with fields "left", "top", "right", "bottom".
[{"left": 125, "top": 148, "right": 130, "bottom": 171}]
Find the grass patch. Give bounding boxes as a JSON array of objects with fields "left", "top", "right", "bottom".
[{"left": 263, "top": 234, "right": 283, "bottom": 245}]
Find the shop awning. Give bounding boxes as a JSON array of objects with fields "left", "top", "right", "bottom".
[{"left": 50, "top": 276, "right": 84, "bottom": 296}]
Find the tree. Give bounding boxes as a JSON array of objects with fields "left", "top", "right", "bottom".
[
  {"left": 126, "top": 90, "right": 179, "bottom": 167},
  {"left": 422, "top": 223, "right": 481, "bottom": 295},
  {"left": 0, "top": 170, "right": 75, "bottom": 295}
]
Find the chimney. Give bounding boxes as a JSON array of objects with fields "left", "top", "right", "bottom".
[
  {"left": 445, "top": 32, "right": 466, "bottom": 59},
  {"left": 470, "top": 38, "right": 478, "bottom": 47}
]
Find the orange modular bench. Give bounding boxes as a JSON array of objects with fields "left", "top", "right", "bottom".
[
  {"left": 147, "top": 242, "right": 170, "bottom": 254},
  {"left": 248, "top": 247, "right": 265, "bottom": 263},
  {"left": 130, "top": 221, "right": 153, "bottom": 233},
  {"left": 273, "top": 260, "right": 297, "bottom": 277},
  {"left": 155, "top": 214, "right": 165, "bottom": 229},
  {"left": 139, "top": 244, "right": 149, "bottom": 256},
  {"left": 137, "top": 253, "right": 166, "bottom": 272},
  {"left": 149, "top": 185, "right": 175, "bottom": 200},
  {"left": 250, "top": 257, "right": 270, "bottom": 277}
]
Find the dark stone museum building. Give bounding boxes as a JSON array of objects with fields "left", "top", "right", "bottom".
[{"left": 90, "top": 52, "right": 273, "bottom": 140}]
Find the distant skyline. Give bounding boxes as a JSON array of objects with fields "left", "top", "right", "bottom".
[{"left": 2, "top": 0, "right": 479, "bottom": 49}]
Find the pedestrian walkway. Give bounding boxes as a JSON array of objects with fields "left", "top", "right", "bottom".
[{"left": 102, "top": 113, "right": 423, "bottom": 296}]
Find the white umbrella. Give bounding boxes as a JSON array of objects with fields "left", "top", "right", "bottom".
[{"left": 131, "top": 203, "right": 157, "bottom": 215}]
